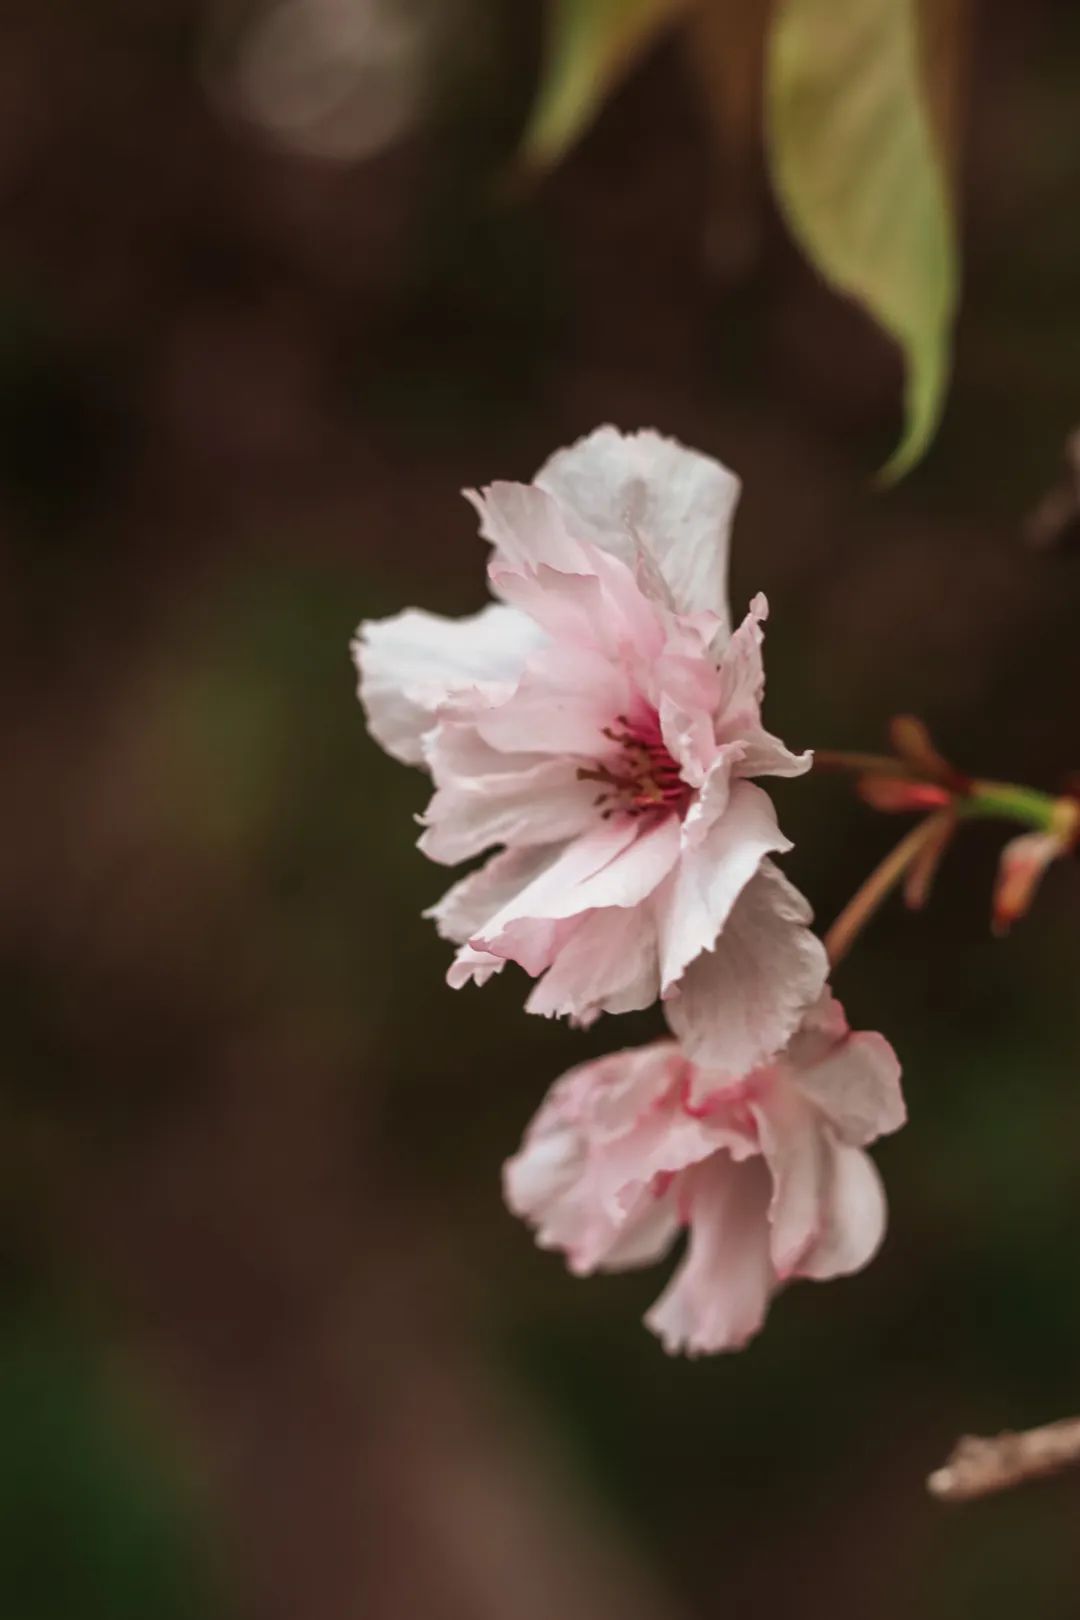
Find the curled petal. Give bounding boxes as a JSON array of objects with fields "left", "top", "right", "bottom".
[{"left": 714, "top": 595, "right": 811, "bottom": 779}]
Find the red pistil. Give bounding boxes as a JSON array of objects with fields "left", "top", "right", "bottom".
[{"left": 577, "top": 716, "right": 690, "bottom": 819}]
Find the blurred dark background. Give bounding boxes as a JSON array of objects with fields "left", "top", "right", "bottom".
[{"left": 5, "top": 1, "right": 1080, "bottom": 1615}]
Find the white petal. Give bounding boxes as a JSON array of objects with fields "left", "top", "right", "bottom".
[
  {"left": 645, "top": 1157, "right": 775, "bottom": 1355},
  {"left": 535, "top": 426, "right": 740, "bottom": 627},
  {"left": 664, "top": 860, "right": 829, "bottom": 1076},
  {"left": 655, "top": 780, "right": 791, "bottom": 994},
  {"left": 353, "top": 602, "right": 541, "bottom": 766}
]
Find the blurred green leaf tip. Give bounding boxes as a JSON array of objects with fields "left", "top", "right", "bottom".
[
  {"left": 522, "top": 0, "right": 960, "bottom": 481},
  {"left": 521, "top": 0, "right": 690, "bottom": 174},
  {"left": 767, "top": 0, "right": 959, "bottom": 483}
]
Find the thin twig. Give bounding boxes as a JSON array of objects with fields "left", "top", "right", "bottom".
[
  {"left": 823, "top": 813, "right": 951, "bottom": 968},
  {"left": 928, "top": 1415, "right": 1080, "bottom": 1502}
]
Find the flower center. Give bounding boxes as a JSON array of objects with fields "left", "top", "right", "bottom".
[{"left": 577, "top": 716, "right": 690, "bottom": 820}]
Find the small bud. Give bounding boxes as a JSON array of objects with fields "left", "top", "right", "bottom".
[
  {"left": 858, "top": 776, "right": 953, "bottom": 814},
  {"left": 993, "top": 830, "right": 1068, "bottom": 935},
  {"left": 888, "top": 716, "right": 967, "bottom": 789}
]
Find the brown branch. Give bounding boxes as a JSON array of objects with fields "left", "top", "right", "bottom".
[
  {"left": 823, "top": 813, "right": 950, "bottom": 968},
  {"left": 928, "top": 1415, "right": 1080, "bottom": 1502}
]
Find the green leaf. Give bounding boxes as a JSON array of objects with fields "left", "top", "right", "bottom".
[
  {"left": 523, "top": 0, "right": 688, "bottom": 172},
  {"left": 766, "top": 0, "right": 959, "bottom": 479}
]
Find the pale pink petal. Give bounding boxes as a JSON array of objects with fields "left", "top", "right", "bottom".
[
  {"left": 353, "top": 602, "right": 540, "bottom": 765},
  {"left": 430, "top": 844, "right": 566, "bottom": 990},
  {"left": 657, "top": 694, "right": 723, "bottom": 793},
  {"left": 713, "top": 595, "right": 810, "bottom": 779},
  {"left": 473, "top": 815, "right": 680, "bottom": 962},
  {"left": 502, "top": 1119, "right": 582, "bottom": 1229},
  {"left": 785, "top": 988, "right": 849, "bottom": 1054},
  {"left": 795, "top": 1139, "right": 887, "bottom": 1280},
  {"left": 474, "top": 642, "right": 634, "bottom": 758},
  {"left": 418, "top": 724, "right": 598, "bottom": 864},
  {"left": 750, "top": 1080, "right": 826, "bottom": 1278},
  {"left": 677, "top": 744, "right": 743, "bottom": 845},
  {"left": 593, "top": 1097, "right": 755, "bottom": 1213},
  {"left": 534, "top": 426, "right": 740, "bottom": 627},
  {"left": 545, "top": 1043, "right": 683, "bottom": 1141},
  {"left": 465, "top": 482, "right": 588, "bottom": 576},
  {"left": 596, "top": 1187, "right": 681, "bottom": 1271},
  {"left": 664, "top": 860, "right": 829, "bottom": 1075},
  {"left": 645, "top": 1158, "right": 775, "bottom": 1355},
  {"left": 655, "top": 781, "right": 791, "bottom": 994},
  {"left": 446, "top": 941, "right": 507, "bottom": 989},
  {"left": 647, "top": 639, "right": 725, "bottom": 743},
  {"left": 524, "top": 906, "right": 659, "bottom": 1023},
  {"left": 492, "top": 547, "right": 667, "bottom": 666},
  {"left": 792, "top": 1029, "right": 906, "bottom": 1148},
  {"left": 503, "top": 1056, "right": 682, "bottom": 1275},
  {"left": 426, "top": 845, "right": 562, "bottom": 944}
]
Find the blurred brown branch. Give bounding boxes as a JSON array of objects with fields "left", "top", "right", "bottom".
[{"left": 928, "top": 1415, "right": 1080, "bottom": 1502}]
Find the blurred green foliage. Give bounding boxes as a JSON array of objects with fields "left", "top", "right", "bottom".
[{"left": 0, "top": 1308, "right": 215, "bottom": 1620}]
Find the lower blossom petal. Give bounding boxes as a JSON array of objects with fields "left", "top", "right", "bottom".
[
  {"left": 792, "top": 1024, "right": 906, "bottom": 1148},
  {"left": 795, "top": 1139, "right": 887, "bottom": 1281},
  {"left": 751, "top": 1080, "right": 828, "bottom": 1279},
  {"left": 645, "top": 1158, "right": 775, "bottom": 1355},
  {"left": 503, "top": 1103, "right": 679, "bottom": 1275}
]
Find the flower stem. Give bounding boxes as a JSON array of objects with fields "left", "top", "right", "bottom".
[
  {"left": 961, "top": 780, "right": 1062, "bottom": 831},
  {"left": 824, "top": 813, "right": 954, "bottom": 968}
]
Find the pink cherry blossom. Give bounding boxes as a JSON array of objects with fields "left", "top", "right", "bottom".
[
  {"left": 354, "top": 426, "right": 827, "bottom": 1071},
  {"left": 503, "top": 992, "right": 905, "bottom": 1356}
]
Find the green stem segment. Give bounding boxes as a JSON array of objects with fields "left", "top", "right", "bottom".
[{"left": 962, "top": 781, "right": 1062, "bottom": 832}]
